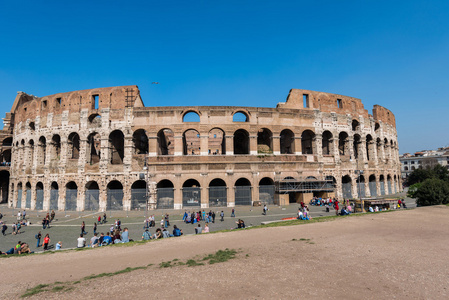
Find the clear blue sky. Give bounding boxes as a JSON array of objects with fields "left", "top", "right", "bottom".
[{"left": 0, "top": 0, "right": 448, "bottom": 154}]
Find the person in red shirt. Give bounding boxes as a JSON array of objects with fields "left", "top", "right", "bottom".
[
  {"left": 98, "top": 215, "right": 101, "bottom": 224},
  {"left": 334, "top": 200, "right": 339, "bottom": 215},
  {"left": 43, "top": 234, "right": 50, "bottom": 251}
]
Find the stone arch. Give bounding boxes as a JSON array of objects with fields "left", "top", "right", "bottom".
[
  {"left": 353, "top": 134, "right": 361, "bottom": 159},
  {"left": 35, "top": 182, "right": 44, "bottom": 210},
  {"left": 404, "top": 166, "right": 409, "bottom": 171},
  {"left": 183, "top": 129, "right": 200, "bottom": 155},
  {"left": 352, "top": 119, "right": 360, "bottom": 131},
  {"left": 257, "top": 128, "right": 272, "bottom": 154},
  {"left": 301, "top": 130, "right": 315, "bottom": 155},
  {"left": 234, "top": 129, "right": 250, "bottom": 155},
  {"left": 85, "top": 181, "right": 100, "bottom": 211},
  {"left": 131, "top": 180, "right": 147, "bottom": 210},
  {"left": 27, "top": 139, "right": 35, "bottom": 169},
  {"left": 259, "top": 177, "right": 275, "bottom": 205},
  {"left": 366, "top": 134, "right": 374, "bottom": 161},
  {"left": 280, "top": 129, "right": 295, "bottom": 154},
  {"left": 107, "top": 180, "right": 124, "bottom": 210},
  {"left": 68, "top": 132, "right": 80, "bottom": 159},
  {"left": 339, "top": 132, "right": 349, "bottom": 155},
  {"left": 65, "top": 181, "right": 78, "bottom": 211},
  {"left": 182, "top": 179, "right": 201, "bottom": 207},
  {"left": 182, "top": 111, "right": 200, "bottom": 122},
  {"left": 341, "top": 175, "right": 352, "bottom": 199},
  {"left": 379, "top": 174, "right": 386, "bottom": 195},
  {"left": 369, "top": 175, "right": 377, "bottom": 197},
  {"left": 208, "top": 128, "right": 225, "bottom": 155},
  {"left": 2, "top": 137, "right": 12, "bottom": 146},
  {"left": 387, "top": 174, "right": 393, "bottom": 194},
  {"left": 50, "top": 181, "right": 59, "bottom": 210},
  {"left": 157, "top": 128, "right": 174, "bottom": 155},
  {"left": 209, "top": 178, "right": 227, "bottom": 207},
  {"left": 0, "top": 149, "right": 11, "bottom": 165},
  {"left": 0, "top": 170, "right": 9, "bottom": 203},
  {"left": 29, "top": 122, "right": 35, "bottom": 131},
  {"left": 156, "top": 179, "right": 175, "bottom": 209},
  {"left": 87, "top": 132, "right": 101, "bottom": 164},
  {"left": 109, "top": 130, "right": 124, "bottom": 164},
  {"left": 133, "top": 129, "right": 148, "bottom": 154},
  {"left": 374, "top": 122, "right": 380, "bottom": 132},
  {"left": 16, "top": 182, "right": 23, "bottom": 208},
  {"left": 50, "top": 134, "right": 61, "bottom": 160},
  {"left": 25, "top": 182, "right": 31, "bottom": 209},
  {"left": 36, "top": 136, "right": 46, "bottom": 168},
  {"left": 322, "top": 130, "right": 333, "bottom": 155},
  {"left": 356, "top": 174, "right": 366, "bottom": 198},
  {"left": 232, "top": 111, "right": 249, "bottom": 122},
  {"left": 88, "top": 113, "right": 102, "bottom": 128},
  {"left": 235, "top": 177, "right": 252, "bottom": 205}
]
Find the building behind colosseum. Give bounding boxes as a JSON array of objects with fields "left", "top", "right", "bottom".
[{"left": 0, "top": 85, "right": 401, "bottom": 211}]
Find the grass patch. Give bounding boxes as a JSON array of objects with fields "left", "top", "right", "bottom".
[
  {"left": 186, "top": 259, "right": 204, "bottom": 267},
  {"left": 159, "top": 261, "right": 173, "bottom": 268},
  {"left": 21, "top": 284, "right": 49, "bottom": 298},
  {"left": 52, "top": 286, "right": 65, "bottom": 292},
  {"left": 202, "top": 249, "right": 237, "bottom": 264}
]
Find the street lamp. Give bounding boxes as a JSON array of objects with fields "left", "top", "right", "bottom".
[{"left": 143, "top": 157, "right": 149, "bottom": 221}]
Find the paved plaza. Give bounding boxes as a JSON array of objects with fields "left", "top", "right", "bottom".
[{"left": 0, "top": 191, "right": 411, "bottom": 253}]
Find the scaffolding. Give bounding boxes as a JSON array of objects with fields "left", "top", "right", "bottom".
[{"left": 275, "top": 176, "right": 335, "bottom": 194}]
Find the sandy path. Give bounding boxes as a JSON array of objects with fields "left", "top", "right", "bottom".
[{"left": 2, "top": 206, "right": 449, "bottom": 299}]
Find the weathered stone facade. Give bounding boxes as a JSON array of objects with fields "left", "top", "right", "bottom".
[{"left": 1, "top": 85, "right": 401, "bottom": 211}]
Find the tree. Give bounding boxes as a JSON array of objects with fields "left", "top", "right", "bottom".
[
  {"left": 406, "top": 183, "right": 421, "bottom": 198},
  {"left": 415, "top": 178, "right": 449, "bottom": 206},
  {"left": 406, "top": 168, "right": 432, "bottom": 186}
]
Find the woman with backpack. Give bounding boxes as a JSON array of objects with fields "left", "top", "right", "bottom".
[{"left": 35, "top": 231, "right": 42, "bottom": 248}]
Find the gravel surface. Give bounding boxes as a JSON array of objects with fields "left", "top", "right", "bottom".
[{"left": 2, "top": 203, "right": 444, "bottom": 300}]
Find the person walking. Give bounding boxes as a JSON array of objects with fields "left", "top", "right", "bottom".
[
  {"left": 81, "top": 221, "right": 87, "bottom": 235},
  {"left": 220, "top": 211, "right": 224, "bottom": 222},
  {"left": 50, "top": 210, "right": 56, "bottom": 222},
  {"left": 93, "top": 222, "right": 97, "bottom": 235},
  {"left": 43, "top": 233, "right": 50, "bottom": 251},
  {"left": 212, "top": 211, "right": 216, "bottom": 223},
  {"left": 36, "top": 231, "right": 42, "bottom": 248},
  {"left": 231, "top": 208, "right": 235, "bottom": 217},
  {"left": 262, "top": 204, "right": 268, "bottom": 215},
  {"left": 1, "top": 223, "right": 7, "bottom": 236}
]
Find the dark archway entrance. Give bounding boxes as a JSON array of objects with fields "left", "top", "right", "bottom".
[
  {"left": 0, "top": 170, "right": 9, "bottom": 204},
  {"left": 209, "top": 178, "right": 227, "bottom": 207}
]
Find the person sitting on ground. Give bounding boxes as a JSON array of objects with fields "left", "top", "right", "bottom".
[
  {"left": 121, "top": 228, "right": 130, "bottom": 243},
  {"left": 172, "top": 225, "right": 183, "bottom": 237},
  {"left": 374, "top": 205, "right": 379, "bottom": 212},
  {"left": 154, "top": 228, "right": 162, "bottom": 239},
  {"left": 203, "top": 223, "right": 210, "bottom": 233},
  {"left": 77, "top": 234, "right": 86, "bottom": 248},
  {"left": 347, "top": 204, "right": 352, "bottom": 213},
  {"left": 142, "top": 229, "right": 152, "bottom": 240},
  {"left": 55, "top": 241, "right": 62, "bottom": 250},
  {"left": 368, "top": 206, "right": 374, "bottom": 213},
  {"left": 102, "top": 232, "right": 112, "bottom": 246},
  {"left": 195, "top": 223, "right": 202, "bottom": 234},
  {"left": 340, "top": 207, "right": 349, "bottom": 216},
  {"left": 14, "top": 241, "right": 21, "bottom": 254},
  {"left": 297, "top": 209, "right": 304, "bottom": 220},
  {"left": 20, "top": 242, "right": 32, "bottom": 254},
  {"left": 90, "top": 233, "right": 100, "bottom": 248},
  {"left": 113, "top": 230, "right": 122, "bottom": 244},
  {"left": 98, "top": 233, "right": 105, "bottom": 245},
  {"left": 162, "top": 228, "right": 171, "bottom": 238}
]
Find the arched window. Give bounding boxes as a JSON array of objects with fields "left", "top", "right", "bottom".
[
  {"left": 234, "top": 129, "right": 249, "bottom": 154},
  {"left": 257, "top": 128, "right": 272, "bottom": 154},
  {"left": 183, "top": 111, "right": 200, "bottom": 122},
  {"left": 183, "top": 129, "right": 200, "bottom": 155},
  {"left": 68, "top": 133, "right": 80, "bottom": 159},
  {"left": 133, "top": 129, "right": 148, "bottom": 154},
  {"left": 233, "top": 111, "right": 249, "bottom": 122},
  {"left": 182, "top": 179, "right": 201, "bottom": 207},
  {"left": 209, "top": 178, "right": 227, "bottom": 207},
  {"left": 301, "top": 130, "right": 315, "bottom": 155},
  {"left": 109, "top": 130, "right": 124, "bottom": 164},
  {"left": 280, "top": 129, "right": 295, "bottom": 154},
  {"left": 352, "top": 119, "right": 360, "bottom": 131},
  {"left": 107, "top": 180, "right": 123, "bottom": 210},
  {"left": 208, "top": 128, "right": 225, "bottom": 155},
  {"left": 235, "top": 178, "right": 252, "bottom": 206},
  {"left": 322, "top": 131, "right": 333, "bottom": 155},
  {"left": 339, "top": 132, "right": 349, "bottom": 156},
  {"left": 85, "top": 181, "right": 100, "bottom": 211},
  {"left": 157, "top": 129, "right": 174, "bottom": 155}
]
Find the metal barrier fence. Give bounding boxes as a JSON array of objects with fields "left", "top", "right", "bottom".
[
  {"left": 157, "top": 188, "right": 174, "bottom": 209},
  {"left": 208, "top": 186, "right": 227, "bottom": 207},
  {"left": 36, "top": 189, "right": 44, "bottom": 210},
  {"left": 25, "top": 189, "right": 31, "bottom": 209},
  {"left": 85, "top": 189, "right": 100, "bottom": 211},
  {"left": 65, "top": 189, "right": 78, "bottom": 211},
  {"left": 131, "top": 188, "right": 146, "bottom": 210},
  {"left": 357, "top": 182, "right": 366, "bottom": 198},
  {"left": 342, "top": 183, "right": 352, "bottom": 199},
  {"left": 50, "top": 190, "right": 59, "bottom": 210},
  {"left": 394, "top": 182, "right": 397, "bottom": 194},
  {"left": 17, "top": 189, "right": 22, "bottom": 208},
  {"left": 380, "top": 182, "right": 385, "bottom": 196},
  {"left": 369, "top": 182, "right": 377, "bottom": 197},
  {"left": 107, "top": 189, "right": 123, "bottom": 210},
  {"left": 235, "top": 186, "right": 251, "bottom": 206},
  {"left": 182, "top": 187, "right": 201, "bottom": 207},
  {"left": 259, "top": 185, "right": 275, "bottom": 205},
  {"left": 387, "top": 181, "right": 392, "bottom": 194}
]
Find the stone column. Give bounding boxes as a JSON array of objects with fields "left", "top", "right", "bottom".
[
  {"left": 359, "top": 137, "right": 367, "bottom": 162},
  {"left": 250, "top": 135, "right": 257, "bottom": 155},
  {"left": 294, "top": 137, "right": 302, "bottom": 155},
  {"left": 148, "top": 135, "right": 158, "bottom": 157},
  {"left": 174, "top": 134, "right": 183, "bottom": 156},
  {"left": 99, "top": 137, "right": 109, "bottom": 172},
  {"left": 200, "top": 134, "right": 208, "bottom": 156},
  {"left": 78, "top": 188, "right": 85, "bottom": 211},
  {"left": 225, "top": 135, "right": 234, "bottom": 155},
  {"left": 174, "top": 181, "right": 183, "bottom": 210},
  {"left": 332, "top": 136, "right": 340, "bottom": 161},
  {"left": 123, "top": 134, "right": 133, "bottom": 172},
  {"left": 78, "top": 138, "right": 88, "bottom": 173},
  {"left": 315, "top": 134, "right": 322, "bottom": 157},
  {"left": 352, "top": 176, "right": 358, "bottom": 199},
  {"left": 60, "top": 137, "right": 68, "bottom": 174},
  {"left": 335, "top": 176, "right": 343, "bottom": 199},
  {"left": 43, "top": 182, "right": 50, "bottom": 211},
  {"left": 348, "top": 136, "right": 355, "bottom": 161},
  {"left": 364, "top": 180, "right": 371, "bottom": 197},
  {"left": 272, "top": 136, "right": 280, "bottom": 155}
]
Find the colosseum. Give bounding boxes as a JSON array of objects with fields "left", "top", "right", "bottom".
[{"left": 0, "top": 85, "right": 401, "bottom": 211}]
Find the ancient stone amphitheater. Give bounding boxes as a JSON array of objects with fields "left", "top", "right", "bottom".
[{"left": 0, "top": 85, "right": 401, "bottom": 211}]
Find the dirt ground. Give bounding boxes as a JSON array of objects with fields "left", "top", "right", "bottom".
[{"left": 1, "top": 206, "right": 448, "bottom": 299}]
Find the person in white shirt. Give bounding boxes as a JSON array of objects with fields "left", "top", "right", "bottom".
[{"left": 77, "top": 234, "right": 86, "bottom": 248}]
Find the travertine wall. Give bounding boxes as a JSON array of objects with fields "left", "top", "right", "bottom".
[{"left": 3, "top": 86, "right": 402, "bottom": 211}]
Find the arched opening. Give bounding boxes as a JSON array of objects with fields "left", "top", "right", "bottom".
[
  {"left": 280, "top": 129, "right": 295, "bottom": 154},
  {"left": 369, "top": 175, "right": 377, "bottom": 197},
  {"left": 374, "top": 122, "right": 380, "bottom": 132},
  {"left": 379, "top": 175, "right": 386, "bottom": 196},
  {"left": 341, "top": 175, "right": 352, "bottom": 199},
  {"left": 156, "top": 180, "right": 174, "bottom": 209},
  {"left": 65, "top": 181, "right": 78, "bottom": 211},
  {"left": 353, "top": 134, "right": 361, "bottom": 160},
  {"left": 325, "top": 176, "right": 337, "bottom": 190},
  {"left": 37, "top": 136, "right": 46, "bottom": 167},
  {"left": 233, "top": 111, "right": 249, "bottom": 122},
  {"left": 0, "top": 170, "right": 9, "bottom": 203},
  {"left": 366, "top": 134, "right": 373, "bottom": 161},
  {"left": 257, "top": 128, "right": 272, "bottom": 154},
  {"left": 157, "top": 129, "right": 174, "bottom": 155},
  {"left": 183, "top": 129, "right": 200, "bottom": 155},
  {"left": 16, "top": 182, "right": 23, "bottom": 208},
  {"left": 208, "top": 128, "right": 226, "bottom": 155},
  {"left": 109, "top": 130, "right": 124, "bottom": 164},
  {"left": 133, "top": 129, "right": 148, "bottom": 154},
  {"left": 322, "top": 131, "right": 333, "bottom": 155},
  {"left": 411, "top": 166, "right": 416, "bottom": 171},
  {"left": 234, "top": 129, "right": 249, "bottom": 155},
  {"left": 387, "top": 175, "right": 392, "bottom": 194},
  {"left": 235, "top": 178, "right": 252, "bottom": 206},
  {"left": 87, "top": 132, "right": 101, "bottom": 164},
  {"left": 376, "top": 138, "right": 382, "bottom": 159},
  {"left": 50, "top": 182, "right": 59, "bottom": 210},
  {"left": 356, "top": 175, "right": 366, "bottom": 198},
  {"left": 1, "top": 149, "right": 11, "bottom": 166},
  {"left": 339, "top": 132, "right": 349, "bottom": 155},
  {"left": 85, "top": 181, "right": 100, "bottom": 211},
  {"left": 25, "top": 182, "right": 31, "bottom": 209},
  {"left": 404, "top": 166, "right": 409, "bottom": 171},
  {"left": 131, "top": 180, "right": 147, "bottom": 210},
  {"left": 107, "top": 180, "right": 124, "bottom": 210},
  {"left": 352, "top": 119, "right": 360, "bottom": 131},
  {"left": 384, "top": 138, "right": 389, "bottom": 160},
  {"left": 2, "top": 137, "right": 12, "bottom": 146},
  {"left": 29, "top": 122, "right": 35, "bottom": 131},
  {"left": 393, "top": 175, "right": 398, "bottom": 193},
  {"left": 35, "top": 182, "right": 44, "bottom": 210},
  {"left": 51, "top": 135, "right": 61, "bottom": 161},
  {"left": 68, "top": 132, "right": 80, "bottom": 159},
  {"left": 182, "top": 179, "right": 201, "bottom": 207},
  {"left": 88, "top": 114, "right": 102, "bottom": 127},
  {"left": 301, "top": 130, "right": 315, "bottom": 154},
  {"left": 259, "top": 177, "right": 275, "bottom": 205},
  {"left": 182, "top": 111, "right": 200, "bottom": 122},
  {"left": 209, "top": 178, "right": 227, "bottom": 207},
  {"left": 28, "top": 140, "right": 35, "bottom": 169}
]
